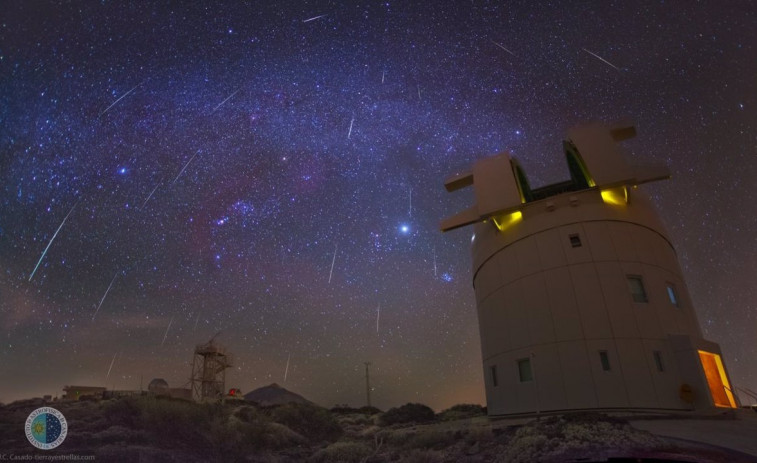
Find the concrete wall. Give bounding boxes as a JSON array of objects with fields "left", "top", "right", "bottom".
[{"left": 473, "top": 187, "right": 721, "bottom": 415}]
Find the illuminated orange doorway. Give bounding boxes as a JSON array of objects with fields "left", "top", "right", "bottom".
[{"left": 697, "top": 350, "right": 736, "bottom": 408}]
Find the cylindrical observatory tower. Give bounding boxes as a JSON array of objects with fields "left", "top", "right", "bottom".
[{"left": 441, "top": 121, "right": 738, "bottom": 415}]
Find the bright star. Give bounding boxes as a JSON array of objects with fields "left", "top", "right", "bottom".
[
  {"left": 399, "top": 224, "right": 410, "bottom": 234},
  {"left": 118, "top": 167, "right": 127, "bottom": 174}
]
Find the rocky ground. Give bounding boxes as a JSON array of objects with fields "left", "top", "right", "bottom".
[{"left": 0, "top": 397, "right": 754, "bottom": 462}]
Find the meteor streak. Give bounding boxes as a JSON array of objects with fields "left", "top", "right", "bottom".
[
  {"left": 303, "top": 14, "right": 327, "bottom": 23},
  {"left": 409, "top": 187, "right": 412, "bottom": 217},
  {"left": 284, "top": 353, "right": 291, "bottom": 382},
  {"left": 376, "top": 304, "right": 381, "bottom": 334},
  {"left": 212, "top": 89, "right": 239, "bottom": 113},
  {"left": 582, "top": 48, "right": 621, "bottom": 71},
  {"left": 491, "top": 40, "right": 517, "bottom": 57},
  {"left": 106, "top": 352, "right": 117, "bottom": 379},
  {"left": 99, "top": 83, "right": 140, "bottom": 117},
  {"left": 141, "top": 182, "right": 161, "bottom": 209},
  {"left": 29, "top": 201, "right": 79, "bottom": 282},
  {"left": 92, "top": 273, "right": 118, "bottom": 321},
  {"left": 172, "top": 152, "right": 198, "bottom": 184},
  {"left": 348, "top": 116, "right": 355, "bottom": 139},
  {"left": 161, "top": 316, "right": 174, "bottom": 346},
  {"left": 328, "top": 245, "right": 337, "bottom": 284},
  {"left": 433, "top": 246, "right": 437, "bottom": 277}
]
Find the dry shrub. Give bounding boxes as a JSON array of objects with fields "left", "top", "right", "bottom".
[
  {"left": 398, "top": 449, "right": 446, "bottom": 463},
  {"left": 402, "top": 430, "right": 456, "bottom": 450},
  {"left": 499, "top": 413, "right": 665, "bottom": 463},
  {"left": 309, "top": 441, "right": 373, "bottom": 462},
  {"left": 437, "top": 404, "right": 485, "bottom": 421},
  {"left": 269, "top": 402, "right": 342, "bottom": 443},
  {"left": 92, "top": 424, "right": 148, "bottom": 445},
  {"left": 379, "top": 403, "right": 436, "bottom": 426},
  {"left": 466, "top": 425, "right": 494, "bottom": 444}
]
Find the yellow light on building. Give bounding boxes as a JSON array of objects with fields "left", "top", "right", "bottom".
[
  {"left": 697, "top": 350, "right": 737, "bottom": 408},
  {"left": 492, "top": 210, "right": 522, "bottom": 231},
  {"left": 600, "top": 186, "right": 628, "bottom": 205}
]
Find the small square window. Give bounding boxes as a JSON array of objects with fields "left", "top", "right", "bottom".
[
  {"left": 490, "top": 365, "right": 498, "bottom": 387},
  {"left": 653, "top": 351, "right": 665, "bottom": 372},
  {"left": 569, "top": 234, "right": 582, "bottom": 247},
  {"left": 627, "top": 275, "right": 648, "bottom": 303},
  {"left": 518, "top": 358, "right": 533, "bottom": 382},
  {"left": 599, "top": 351, "right": 611, "bottom": 371},
  {"left": 666, "top": 284, "right": 679, "bottom": 307}
]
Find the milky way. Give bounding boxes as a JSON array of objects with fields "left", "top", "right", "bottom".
[{"left": 1, "top": 1, "right": 756, "bottom": 409}]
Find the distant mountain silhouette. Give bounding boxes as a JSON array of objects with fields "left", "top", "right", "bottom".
[{"left": 243, "top": 383, "right": 313, "bottom": 406}]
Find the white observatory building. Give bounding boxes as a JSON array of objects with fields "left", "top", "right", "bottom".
[{"left": 441, "top": 121, "right": 738, "bottom": 415}]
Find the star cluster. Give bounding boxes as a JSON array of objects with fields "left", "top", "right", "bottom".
[{"left": 1, "top": 1, "right": 756, "bottom": 409}]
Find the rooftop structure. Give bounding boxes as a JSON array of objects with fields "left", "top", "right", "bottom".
[{"left": 147, "top": 378, "right": 169, "bottom": 395}]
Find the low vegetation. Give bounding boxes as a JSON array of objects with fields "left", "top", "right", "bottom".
[
  {"left": 500, "top": 413, "right": 666, "bottom": 463},
  {"left": 269, "top": 401, "right": 343, "bottom": 443},
  {"left": 379, "top": 403, "right": 436, "bottom": 426},
  {"left": 0, "top": 397, "right": 748, "bottom": 462},
  {"left": 331, "top": 404, "right": 382, "bottom": 415},
  {"left": 437, "top": 404, "right": 486, "bottom": 421}
]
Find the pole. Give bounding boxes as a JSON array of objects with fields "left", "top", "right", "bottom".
[
  {"left": 365, "top": 362, "right": 372, "bottom": 407},
  {"left": 531, "top": 352, "right": 540, "bottom": 420}
]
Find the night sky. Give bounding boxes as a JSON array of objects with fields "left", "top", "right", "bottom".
[{"left": 1, "top": 1, "right": 756, "bottom": 410}]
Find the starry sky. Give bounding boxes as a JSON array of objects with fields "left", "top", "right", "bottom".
[{"left": 1, "top": 1, "right": 756, "bottom": 410}]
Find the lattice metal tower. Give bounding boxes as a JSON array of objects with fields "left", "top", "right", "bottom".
[{"left": 190, "top": 332, "right": 233, "bottom": 402}]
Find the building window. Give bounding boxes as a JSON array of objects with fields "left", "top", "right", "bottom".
[
  {"left": 666, "top": 284, "right": 679, "bottom": 307},
  {"left": 518, "top": 358, "right": 533, "bottom": 382},
  {"left": 627, "top": 275, "right": 648, "bottom": 303},
  {"left": 569, "top": 234, "right": 582, "bottom": 247},
  {"left": 653, "top": 351, "right": 665, "bottom": 372},
  {"left": 490, "top": 365, "right": 498, "bottom": 387},
  {"left": 599, "top": 351, "right": 611, "bottom": 371}
]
